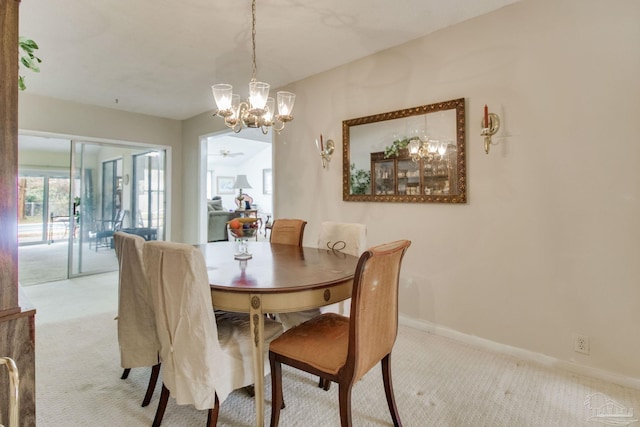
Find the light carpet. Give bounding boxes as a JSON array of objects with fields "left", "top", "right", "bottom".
[
  {"left": 25, "top": 273, "right": 640, "bottom": 426},
  {"left": 19, "top": 241, "right": 118, "bottom": 286}
]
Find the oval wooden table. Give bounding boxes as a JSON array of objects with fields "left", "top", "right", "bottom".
[{"left": 198, "top": 241, "right": 359, "bottom": 427}]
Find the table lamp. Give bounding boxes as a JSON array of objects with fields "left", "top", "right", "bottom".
[{"left": 232, "top": 174, "right": 252, "bottom": 210}]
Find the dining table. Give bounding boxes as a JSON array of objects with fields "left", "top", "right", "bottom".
[{"left": 198, "top": 241, "right": 359, "bottom": 427}]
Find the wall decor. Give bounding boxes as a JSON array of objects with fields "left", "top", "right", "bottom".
[
  {"left": 216, "top": 176, "right": 235, "bottom": 195},
  {"left": 343, "top": 98, "right": 466, "bottom": 203}
]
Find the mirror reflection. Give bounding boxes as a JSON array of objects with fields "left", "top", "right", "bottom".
[{"left": 343, "top": 98, "right": 466, "bottom": 203}]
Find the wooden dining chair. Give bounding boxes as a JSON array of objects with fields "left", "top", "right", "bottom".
[
  {"left": 143, "top": 241, "right": 283, "bottom": 426},
  {"left": 113, "top": 231, "right": 160, "bottom": 407},
  {"left": 269, "top": 218, "right": 307, "bottom": 246},
  {"left": 268, "top": 239, "right": 411, "bottom": 427},
  {"left": 270, "top": 219, "right": 312, "bottom": 329}
]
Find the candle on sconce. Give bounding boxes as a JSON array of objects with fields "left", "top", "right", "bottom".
[
  {"left": 484, "top": 105, "right": 489, "bottom": 128},
  {"left": 480, "top": 104, "right": 501, "bottom": 154},
  {"left": 320, "top": 134, "right": 324, "bottom": 152}
]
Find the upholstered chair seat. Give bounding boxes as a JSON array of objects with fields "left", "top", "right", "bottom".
[{"left": 269, "top": 313, "right": 349, "bottom": 375}]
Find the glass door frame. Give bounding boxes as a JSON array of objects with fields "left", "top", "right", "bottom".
[
  {"left": 69, "top": 140, "right": 171, "bottom": 279},
  {"left": 17, "top": 170, "right": 72, "bottom": 246}
]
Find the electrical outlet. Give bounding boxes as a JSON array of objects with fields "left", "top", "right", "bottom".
[{"left": 574, "top": 334, "right": 590, "bottom": 355}]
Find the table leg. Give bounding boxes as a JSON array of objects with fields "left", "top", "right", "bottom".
[{"left": 249, "top": 294, "right": 265, "bottom": 427}]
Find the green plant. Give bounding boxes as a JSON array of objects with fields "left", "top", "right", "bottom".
[
  {"left": 18, "top": 37, "right": 41, "bottom": 91},
  {"left": 383, "top": 137, "right": 411, "bottom": 159},
  {"left": 350, "top": 164, "right": 371, "bottom": 195}
]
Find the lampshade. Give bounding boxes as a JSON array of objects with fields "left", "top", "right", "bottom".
[
  {"left": 277, "top": 91, "right": 296, "bottom": 116},
  {"left": 212, "top": 84, "right": 233, "bottom": 111},
  {"left": 249, "top": 81, "right": 270, "bottom": 110},
  {"left": 232, "top": 174, "right": 252, "bottom": 189}
]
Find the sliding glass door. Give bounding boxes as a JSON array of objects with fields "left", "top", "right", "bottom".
[
  {"left": 18, "top": 173, "right": 71, "bottom": 245},
  {"left": 17, "top": 134, "right": 168, "bottom": 283},
  {"left": 70, "top": 143, "right": 166, "bottom": 277},
  {"left": 132, "top": 151, "right": 165, "bottom": 239}
]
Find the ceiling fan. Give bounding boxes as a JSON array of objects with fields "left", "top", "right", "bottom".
[{"left": 213, "top": 149, "right": 244, "bottom": 158}]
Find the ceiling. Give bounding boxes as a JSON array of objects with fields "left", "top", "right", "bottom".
[{"left": 19, "top": 0, "right": 521, "bottom": 121}]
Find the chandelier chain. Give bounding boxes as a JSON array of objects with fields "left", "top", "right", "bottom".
[{"left": 251, "top": 0, "right": 257, "bottom": 82}]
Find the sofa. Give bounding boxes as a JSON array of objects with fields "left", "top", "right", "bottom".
[{"left": 207, "top": 198, "right": 238, "bottom": 242}]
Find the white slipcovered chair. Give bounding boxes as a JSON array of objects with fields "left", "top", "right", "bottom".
[
  {"left": 143, "top": 240, "right": 283, "bottom": 426},
  {"left": 317, "top": 221, "right": 367, "bottom": 317},
  {"left": 277, "top": 221, "right": 367, "bottom": 330},
  {"left": 113, "top": 231, "right": 160, "bottom": 407}
]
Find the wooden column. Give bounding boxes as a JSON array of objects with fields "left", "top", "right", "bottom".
[
  {"left": 1, "top": 0, "right": 37, "bottom": 425},
  {"left": 0, "top": 0, "right": 19, "bottom": 313}
]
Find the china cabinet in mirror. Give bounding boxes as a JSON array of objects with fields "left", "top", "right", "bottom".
[{"left": 343, "top": 98, "right": 466, "bottom": 203}]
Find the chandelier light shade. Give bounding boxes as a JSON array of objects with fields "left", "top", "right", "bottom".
[
  {"left": 408, "top": 136, "right": 449, "bottom": 163},
  {"left": 212, "top": 0, "right": 295, "bottom": 134}
]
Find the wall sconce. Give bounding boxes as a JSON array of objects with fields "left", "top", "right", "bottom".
[
  {"left": 481, "top": 104, "right": 501, "bottom": 154},
  {"left": 315, "top": 134, "right": 334, "bottom": 168}
]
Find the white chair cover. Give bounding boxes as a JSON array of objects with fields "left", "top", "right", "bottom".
[
  {"left": 317, "top": 221, "right": 367, "bottom": 317},
  {"left": 279, "top": 222, "right": 367, "bottom": 329},
  {"left": 317, "top": 221, "right": 367, "bottom": 257},
  {"left": 114, "top": 231, "right": 159, "bottom": 369},
  {"left": 143, "top": 241, "right": 282, "bottom": 409}
]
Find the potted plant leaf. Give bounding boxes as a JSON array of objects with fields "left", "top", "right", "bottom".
[{"left": 18, "top": 37, "right": 41, "bottom": 91}]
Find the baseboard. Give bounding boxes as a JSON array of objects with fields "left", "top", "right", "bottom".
[{"left": 399, "top": 315, "right": 640, "bottom": 391}]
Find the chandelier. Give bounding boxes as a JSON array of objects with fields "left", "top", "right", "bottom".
[
  {"left": 408, "top": 137, "right": 449, "bottom": 163},
  {"left": 212, "top": 0, "right": 295, "bottom": 134}
]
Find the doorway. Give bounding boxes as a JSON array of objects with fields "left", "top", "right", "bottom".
[
  {"left": 199, "top": 129, "right": 273, "bottom": 243},
  {"left": 18, "top": 134, "right": 169, "bottom": 285},
  {"left": 17, "top": 172, "right": 73, "bottom": 284}
]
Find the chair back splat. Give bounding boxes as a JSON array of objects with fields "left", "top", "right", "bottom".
[
  {"left": 349, "top": 240, "right": 409, "bottom": 382},
  {"left": 269, "top": 219, "right": 307, "bottom": 246}
]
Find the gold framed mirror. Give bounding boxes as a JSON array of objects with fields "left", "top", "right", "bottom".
[{"left": 343, "top": 98, "right": 466, "bottom": 203}]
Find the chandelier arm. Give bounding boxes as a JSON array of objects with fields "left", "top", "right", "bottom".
[{"left": 272, "top": 121, "right": 285, "bottom": 132}]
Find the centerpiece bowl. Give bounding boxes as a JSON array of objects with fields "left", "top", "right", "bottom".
[{"left": 228, "top": 218, "right": 259, "bottom": 260}]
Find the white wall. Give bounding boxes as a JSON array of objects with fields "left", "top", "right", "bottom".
[
  {"left": 181, "top": 114, "right": 227, "bottom": 243},
  {"left": 262, "top": 0, "right": 638, "bottom": 380}
]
